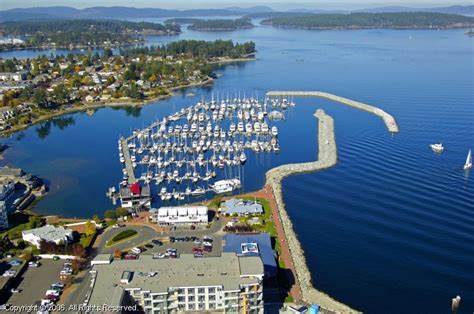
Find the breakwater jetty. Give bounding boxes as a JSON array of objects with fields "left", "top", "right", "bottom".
[
  {"left": 266, "top": 109, "right": 361, "bottom": 313},
  {"left": 266, "top": 91, "right": 399, "bottom": 133}
]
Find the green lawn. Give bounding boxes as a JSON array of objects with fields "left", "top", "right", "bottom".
[{"left": 106, "top": 229, "right": 138, "bottom": 246}]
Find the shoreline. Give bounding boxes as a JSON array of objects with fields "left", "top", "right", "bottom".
[
  {"left": 0, "top": 57, "right": 255, "bottom": 137},
  {"left": 265, "top": 109, "right": 360, "bottom": 313}
]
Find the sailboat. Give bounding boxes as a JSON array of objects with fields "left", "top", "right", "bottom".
[{"left": 464, "top": 149, "right": 472, "bottom": 170}]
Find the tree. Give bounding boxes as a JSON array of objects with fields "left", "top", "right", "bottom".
[
  {"left": 71, "top": 243, "right": 86, "bottom": 258},
  {"left": 71, "top": 258, "right": 86, "bottom": 274},
  {"left": 33, "top": 89, "right": 48, "bottom": 106},
  {"left": 113, "top": 249, "right": 122, "bottom": 259},
  {"left": 103, "top": 48, "right": 113, "bottom": 58},
  {"left": 104, "top": 209, "right": 117, "bottom": 220},
  {"left": 115, "top": 207, "right": 129, "bottom": 217},
  {"left": 85, "top": 221, "right": 96, "bottom": 237},
  {"left": 92, "top": 214, "right": 101, "bottom": 224}
]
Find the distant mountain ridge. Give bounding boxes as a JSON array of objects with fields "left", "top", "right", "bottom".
[{"left": 0, "top": 5, "right": 473, "bottom": 22}]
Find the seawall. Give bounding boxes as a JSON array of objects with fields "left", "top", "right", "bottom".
[
  {"left": 266, "top": 91, "right": 399, "bottom": 133},
  {"left": 266, "top": 109, "right": 361, "bottom": 313}
]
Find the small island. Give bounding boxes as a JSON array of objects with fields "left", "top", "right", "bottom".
[
  {"left": 0, "top": 19, "right": 181, "bottom": 51},
  {"left": 0, "top": 39, "right": 256, "bottom": 134},
  {"left": 261, "top": 12, "right": 474, "bottom": 30},
  {"left": 187, "top": 18, "right": 254, "bottom": 31}
]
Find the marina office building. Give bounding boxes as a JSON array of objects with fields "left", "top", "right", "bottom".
[
  {"left": 89, "top": 253, "right": 264, "bottom": 313},
  {"left": 149, "top": 206, "right": 208, "bottom": 225}
]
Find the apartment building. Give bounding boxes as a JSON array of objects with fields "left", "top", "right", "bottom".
[{"left": 88, "top": 253, "right": 264, "bottom": 313}]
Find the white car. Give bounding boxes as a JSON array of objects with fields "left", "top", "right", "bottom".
[
  {"left": 10, "top": 288, "right": 21, "bottom": 293},
  {"left": 28, "top": 261, "right": 40, "bottom": 267},
  {"left": 131, "top": 247, "right": 141, "bottom": 254},
  {"left": 45, "top": 290, "right": 60, "bottom": 296}
]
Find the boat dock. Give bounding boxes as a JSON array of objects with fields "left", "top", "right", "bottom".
[
  {"left": 120, "top": 138, "right": 136, "bottom": 184},
  {"left": 266, "top": 91, "right": 399, "bottom": 133}
]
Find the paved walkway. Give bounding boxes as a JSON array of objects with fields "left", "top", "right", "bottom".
[{"left": 240, "top": 185, "right": 303, "bottom": 301}]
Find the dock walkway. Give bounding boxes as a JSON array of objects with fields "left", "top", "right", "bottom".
[
  {"left": 121, "top": 138, "right": 136, "bottom": 184},
  {"left": 266, "top": 91, "right": 399, "bottom": 133},
  {"left": 266, "top": 109, "right": 361, "bottom": 313}
]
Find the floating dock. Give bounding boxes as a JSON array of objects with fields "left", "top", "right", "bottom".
[
  {"left": 266, "top": 91, "right": 399, "bottom": 133},
  {"left": 266, "top": 109, "right": 361, "bottom": 313},
  {"left": 120, "top": 138, "right": 136, "bottom": 184}
]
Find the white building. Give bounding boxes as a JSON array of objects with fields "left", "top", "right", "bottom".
[
  {"left": 22, "top": 225, "right": 73, "bottom": 247},
  {"left": 0, "top": 201, "right": 8, "bottom": 229},
  {"left": 149, "top": 206, "right": 208, "bottom": 225},
  {"left": 89, "top": 253, "right": 264, "bottom": 313}
]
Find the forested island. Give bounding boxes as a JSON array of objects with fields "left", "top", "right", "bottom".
[
  {"left": 261, "top": 12, "right": 474, "bottom": 29},
  {"left": 187, "top": 18, "right": 254, "bottom": 31},
  {"left": 0, "top": 19, "right": 181, "bottom": 51},
  {"left": 165, "top": 18, "right": 202, "bottom": 24},
  {"left": 0, "top": 39, "right": 255, "bottom": 133}
]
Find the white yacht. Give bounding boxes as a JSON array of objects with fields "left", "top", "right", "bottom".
[
  {"left": 430, "top": 143, "right": 444, "bottom": 152},
  {"left": 211, "top": 179, "right": 241, "bottom": 194},
  {"left": 464, "top": 149, "right": 472, "bottom": 170},
  {"left": 240, "top": 152, "right": 247, "bottom": 164}
]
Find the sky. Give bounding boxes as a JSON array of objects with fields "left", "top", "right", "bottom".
[{"left": 0, "top": 0, "right": 471, "bottom": 10}]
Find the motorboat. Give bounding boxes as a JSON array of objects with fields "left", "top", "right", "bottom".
[{"left": 430, "top": 143, "right": 444, "bottom": 152}]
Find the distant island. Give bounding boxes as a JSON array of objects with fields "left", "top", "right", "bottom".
[
  {"left": 0, "top": 19, "right": 180, "bottom": 51},
  {"left": 187, "top": 18, "right": 254, "bottom": 31},
  {"left": 165, "top": 18, "right": 202, "bottom": 24},
  {"left": 261, "top": 12, "right": 474, "bottom": 30}
]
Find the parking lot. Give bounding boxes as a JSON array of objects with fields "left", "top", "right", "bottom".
[
  {"left": 5, "top": 259, "right": 64, "bottom": 310},
  {"left": 127, "top": 234, "right": 223, "bottom": 258}
]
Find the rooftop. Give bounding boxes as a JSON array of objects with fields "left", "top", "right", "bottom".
[
  {"left": 22, "top": 225, "right": 73, "bottom": 241},
  {"left": 89, "top": 253, "right": 263, "bottom": 307},
  {"left": 221, "top": 198, "right": 263, "bottom": 215}
]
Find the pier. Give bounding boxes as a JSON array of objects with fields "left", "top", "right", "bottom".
[
  {"left": 120, "top": 138, "right": 136, "bottom": 184},
  {"left": 266, "top": 91, "right": 399, "bottom": 133},
  {"left": 266, "top": 109, "right": 361, "bottom": 313}
]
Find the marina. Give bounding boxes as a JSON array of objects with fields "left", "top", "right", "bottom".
[{"left": 110, "top": 94, "right": 295, "bottom": 209}]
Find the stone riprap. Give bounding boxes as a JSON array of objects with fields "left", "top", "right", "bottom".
[
  {"left": 266, "top": 109, "right": 361, "bottom": 313},
  {"left": 266, "top": 91, "right": 399, "bottom": 133}
]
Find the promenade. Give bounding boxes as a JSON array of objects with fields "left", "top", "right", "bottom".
[{"left": 266, "top": 91, "right": 399, "bottom": 133}]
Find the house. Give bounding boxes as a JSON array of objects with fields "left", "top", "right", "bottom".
[
  {"left": 150, "top": 206, "right": 208, "bottom": 225},
  {"left": 220, "top": 198, "right": 264, "bottom": 216},
  {"left": 22, "top": 225, "right": 73, "bottom": 247},
  {"left": 223, "top": 233, "right": 277, "bottom": 278}
]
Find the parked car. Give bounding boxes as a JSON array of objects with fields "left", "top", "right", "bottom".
[
  {"left": 10, "top": 288, "right": 21, "bottom": 293},
  {"left": 28, "top": 261, "right": 40, "bottom": 267},
  {"left": 53, "top": 256, "right": 60, "bottom": 261},
  {"left": 194, "top": 252, "right": 204, "bottom": 258},
  {"left": 203, "top": 246, "right": 212, "bottom": 252},
  {"left": 51, "top": 283, "right": 64, "bottom": 289},
  {"left": 124, "top": 254, "right": 138, "bottom": 260},
  {"left": 2, "top": 270, "right": 16, "bottom": 277},
  {"left": 41, "top": 299, "right": 52, "bottom": 306},
  {"left": 46, "top": 295, "right": 59, "bottom": 302},
  {"left": 60, "top": 270, "right": 72, "bottom": 276},
  {"left": 192, "top": 248, "right": 203, "bottom": 253},
  {"left": 8, "top": 260, "right": 21, "bottom": 267},
  {"left": 131, "top": 247, "right": 141, "bottom": 255},
  {"left": 169, "top": 237, "right": 175, "bottom": 243},
  {"left": 152, "top": 239, "right": 163, "bottom": 246},
  {"left": 145, "top": 244, "right": 154, "bottom": 249},
  {"left": 45, "top": 290, "right": 60, "bottom": 296},
  {"left": 193, "top": 238, "right": 201, "bottom": 244}
]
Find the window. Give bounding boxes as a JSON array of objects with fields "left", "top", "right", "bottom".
[
  {"left": 198, "top": 288, "right": 205, "bottom": 294},
  {"left": 178, "top": 289, "right": 184, "bottom": 294},
  {"left": 188, "top": 296, "right": 195, "bottom": 302},
  {"left": 198, "top": 296, "right": 205, "bottom": 302},
  {"left": 208, "top": 287, "right": 215, "bottom": 293},
  {"left": 178, "top": 297, "right": 185, "bottom": 303},
  {"left": 187, "top": 288, "right": 194, "bottom": 294},
  {"left": 188, "top": 304, "right": 195, "bottom": 310},
  {"left": 209, "top": 295, "right": 216, "bottom": 301}
]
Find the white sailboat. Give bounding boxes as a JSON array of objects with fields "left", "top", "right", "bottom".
[{"left": 464, "top": 149, "right": 472, "bottom": 170}]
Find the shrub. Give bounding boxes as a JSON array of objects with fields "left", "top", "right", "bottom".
[{"left": 111, "top": 229, "right": 137, "bottom": 242}]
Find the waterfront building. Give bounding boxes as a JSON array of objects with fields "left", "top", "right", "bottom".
[
  {"left": 0, "top": 201, "right": 8, "bottom": 229},
  {"left": 149, "top": 206, "right": 208, "bottom": 225},
  {"left": 0, "top": 181, "right": 15, "bottom": 201},
  {"left": 223, "top": 233, "right": 277, "bottom": 278},
  {"left": 88, "top": 253, "right": 264, "bottom": 313},
  {"left": 22, "top": 225, "right": 73, "bottom": 247},
  {"left": 220, "top": 198, "right": 263, "bottom": 216},
  {"left": 119, "top": 182, "right": 151, "bottom": 209}
]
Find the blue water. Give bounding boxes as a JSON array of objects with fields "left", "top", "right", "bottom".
[{"left": 1, "top": 26, "right": 473, "bottom": 313}]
